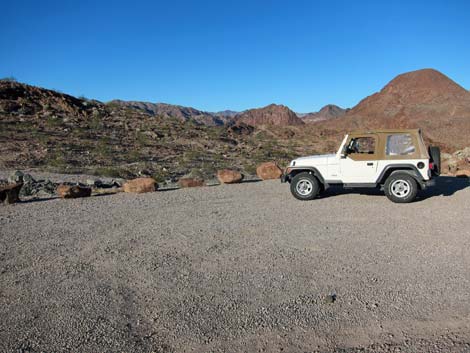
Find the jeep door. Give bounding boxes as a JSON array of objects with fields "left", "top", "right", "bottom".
[{"left": 339, "top": 134, "right": 379, "bottom": 183}]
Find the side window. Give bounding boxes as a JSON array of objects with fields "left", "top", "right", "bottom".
[
  {"left": 386, "top": 134, "right": 416, "bottom": 156},
  {"left": 347, "top": 137, "right": 376, "bottom": 154}
]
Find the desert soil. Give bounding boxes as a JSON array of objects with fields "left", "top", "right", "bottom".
[{"left": 1, "top": 176, "right": 470, "bottom": 352}]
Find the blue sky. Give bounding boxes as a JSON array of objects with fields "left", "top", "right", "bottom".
[{"left": 1, "top": 0, "right": 470, "bottom": 112}]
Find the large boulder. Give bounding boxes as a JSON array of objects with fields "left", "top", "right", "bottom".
[
  {"left": 56, "top": 185, "right": 92, "bottom": 199},
  {"left": 122, "top": 177, "right": 157, "bottom": 193},
  {"left": 455, "top": 169, "right": 470, "bottom": 178},
  {"left": 0, "top": 183, "right": 23, "bottom": 204},
  {"left": 178, "top": 178, "right": 205, "bottom": 188},
  {"left": 217, "top": 169, "right": 243, "bottom": 184},
  {"left": 256, "top": 162, "right": 283, "bottom": 180}
]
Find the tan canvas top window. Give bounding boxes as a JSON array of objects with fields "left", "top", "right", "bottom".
[
  {"left": 386, "top": 134, "right": 416, "bottom": 155},
  {"left": 349, "top": 137, "right": 376, "bottom": 154}
]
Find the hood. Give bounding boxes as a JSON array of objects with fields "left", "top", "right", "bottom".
[{"left": 291, "top": 153, "right": 336, "bottom": 166}]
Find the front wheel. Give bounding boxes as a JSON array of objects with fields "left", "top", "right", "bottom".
[
  {"left": 290, "top": 172, "right": 320, "bottom": 201},
  {"left": 384, "top": 173, "right": 418, "bottom": 203}
]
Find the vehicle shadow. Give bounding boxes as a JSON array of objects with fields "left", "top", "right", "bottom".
[
  {"left": 319, "top": 186, "right": 383, "bottom": 198},
  {"left": 18, "top": 196, "right": 60, "bottom": 203},
  {"left": 418, "top": 176, "right": 469, "bottom": 200},
  {"left": 318, "top": 176, "right": 469, "bottom": 200}
]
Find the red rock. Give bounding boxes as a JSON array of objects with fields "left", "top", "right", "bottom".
[
  {"left": 56, "top": 184, "right": 92, "bottom": 198},
  {"left": 455, "top": 170, "right": 470, "bottom": 178},
  {"left": 237, "top": 104, "right": 304, "bottom": 126},
  {"left": 256, "top": 162, "right": 283, "bottom": 180},
  {"left": 122, "top": 178, "right": 157, "bottom": 193},
  {"left": 217, "top": 169, "right": 243, "bottom": 184},
  {"left": 178, "top": 178, "right": 204, "bottom": 188},
  {"left": 0, "top": 183, "right": 23, "bottom": 204}
]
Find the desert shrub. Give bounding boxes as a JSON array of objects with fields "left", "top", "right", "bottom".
[
  {"left": 96, "top": 137, "right": 114, "bottom": 158},
  {"left": 45, "top": 115, "right": 63, "bottom": 128},
  {"left": 242, "top": 162, "right": 257, "bottom": 175},
  {"left": 91, "top": 167, "right": 122, "bottom": 178},
  {"left": 45, "top": 150, "right": 68, "bottom": 171},
  {"left": 136, "top": 131, "right": 150, "bottom": 146},
  {"left": 88, "top": 115, "right": 102, "bottom": 130}
]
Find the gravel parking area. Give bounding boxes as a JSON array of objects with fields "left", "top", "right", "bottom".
[{"left": 1, "top": 176, "right": 470, "bottom": 352}]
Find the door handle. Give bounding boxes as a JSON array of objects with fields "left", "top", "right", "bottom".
[{"left": 367, "top": 162, "right": 374, "bottom": 166}]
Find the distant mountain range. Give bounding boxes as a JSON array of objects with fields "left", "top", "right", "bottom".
[
  {"left": 108, "top": 100, "right": 348, "bottom": 127},
  {"left": 300, "top": 104, "right": 349, "bottom": 123},
  {"left": 2, "top": 68, "right": 470, "bottom": 153},
  {"left": 108, "top": 100, "right": 231, "bottom": 126}
]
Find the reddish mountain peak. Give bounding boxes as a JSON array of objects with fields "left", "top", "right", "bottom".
[
  {"left": 325, "top": 68, "right": 470, "bottom": 151},
  {"left": 301, "top": 104, "right": 347, "bottom": 123},
  {"left": 381, "top": 68, "right": 468, "bottom": 98},
  {"left": 350, "top": 68, "right": 470, "bottom": 118},
  {"left": 236, "top": 104, "right": 304, "bottom": 126},
  {"left": 318, "top": 104, "right": 346, "bottom": 115}
]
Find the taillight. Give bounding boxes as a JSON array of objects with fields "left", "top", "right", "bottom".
[{"left": 429, "top": 162, "right": 434, "bottom": 170}]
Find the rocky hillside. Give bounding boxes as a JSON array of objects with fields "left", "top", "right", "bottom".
[
  {"left": 318, "top": 69, "right": 470, "bottom": 150},
  {"left": 236, "top": 104, "right": 304, "bottom": 126},
  {"left": 301, "top": 104, "right": 348, "bottom": 123},
  {"left": 0, "top": 80, "right": 326, "bottom": 181},
  {"left": 108, "top": 100, "right": 230, "bottom": 126},
  {"left": 1, "top": 68, "right": 470, "bottom": 181}
]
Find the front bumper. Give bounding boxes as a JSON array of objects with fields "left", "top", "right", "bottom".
[{"left": 281, "top": 174, "right": 288, "bottom": 183}]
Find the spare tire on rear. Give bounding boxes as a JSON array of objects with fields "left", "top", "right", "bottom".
[{"left": 428, "top": 146, "right": 441, "bottom": 176}]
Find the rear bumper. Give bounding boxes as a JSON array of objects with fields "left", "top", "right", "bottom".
[{"left": 420, "top": 178, "right": 436, "bottom": 190}]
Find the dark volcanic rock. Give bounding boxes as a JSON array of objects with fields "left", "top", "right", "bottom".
[{"left": 0, "top": 183, "right": 23, "bottom": 204}]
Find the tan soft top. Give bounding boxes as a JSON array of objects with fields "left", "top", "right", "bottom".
[
  {"left": 346, "top": 129, "right": 429, "bottom": 160},
  {"left": 349, "top": 128, "right": 422, "bottom": 135}
]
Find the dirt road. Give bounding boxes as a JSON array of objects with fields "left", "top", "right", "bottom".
[{"left": 1, "top": 177, "right": 470, "bottom": 352}]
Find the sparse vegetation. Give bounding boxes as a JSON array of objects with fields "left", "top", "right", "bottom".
[{"left": 0, "top": 80, "right": 342, "bottom": 180}]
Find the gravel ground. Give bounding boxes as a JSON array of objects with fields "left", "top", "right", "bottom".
[{"left": 1, "top": 176, "right": 470, "bottom": 352}]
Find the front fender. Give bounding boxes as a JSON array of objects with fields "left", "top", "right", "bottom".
[{"left": 281, "top": 167, "right": 327, "bottom": 186}]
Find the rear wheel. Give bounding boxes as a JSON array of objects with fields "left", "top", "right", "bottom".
[
  {"left": 290, "top": 172, "right": 320, "bottom": 201},
  {"left": 384, "top": 173, "right": 418, "bottom": 203}
]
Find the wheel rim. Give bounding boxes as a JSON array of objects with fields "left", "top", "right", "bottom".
[
  {"left": 390, "top": 179, "right": 411, "bottom": 198},
  {"left": 296, "top": 179, "right": 313, "bottom": 196}
]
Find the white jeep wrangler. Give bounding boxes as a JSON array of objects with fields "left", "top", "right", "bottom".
[{"left": 282, "top": 129, "right": 440, "bottom": 203}]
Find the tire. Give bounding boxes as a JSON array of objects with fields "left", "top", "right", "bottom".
[
  {"left": 384, "top": 173, "right": 418, "bottom": 203},
  {"left": 290, "top": 172, "right": 320, "bottom": 201},
  {"left": 428, "top": 146, "right": 441, "bottom": 176}
]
